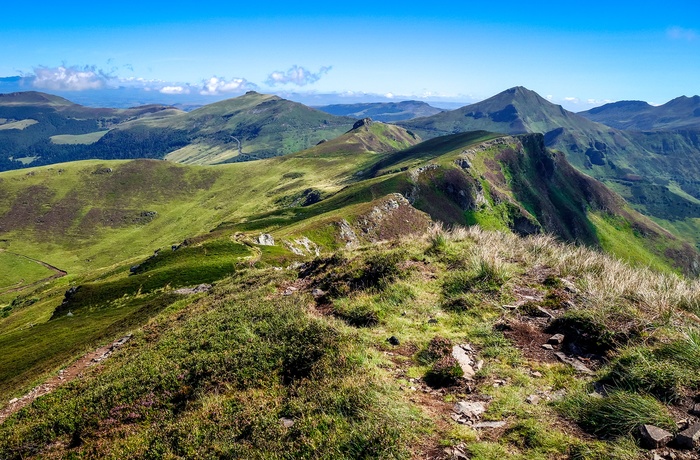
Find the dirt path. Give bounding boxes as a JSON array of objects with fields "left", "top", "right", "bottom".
[
  {"left": 0, "top": 334, "right": 131, "bottom": 424},
  {"left": 0, "top": 250, "right": 67, "bottom": 296}
]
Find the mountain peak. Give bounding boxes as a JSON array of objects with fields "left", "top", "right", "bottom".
[{"left": 351, "top": 117, "right": 373, "bottom": 130}]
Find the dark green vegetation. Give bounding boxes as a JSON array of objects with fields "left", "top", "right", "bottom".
[
  {"left": 399, "top": 87, "right": 700, "bottom": 248},
  {"left": 316, "top": 100, "right": 443, "bottom": 122},
  {"left": 0, "top": 91, "right": 355, "bottom": 170},
  {"left": 0, "top": 91, "right": 179, "bottom": 170},
  {"left": 580, "top": 96, "right": 700, "bottom": 130},
  {"left": 2, "top": 117, "right": 700, "bottom": 458}
]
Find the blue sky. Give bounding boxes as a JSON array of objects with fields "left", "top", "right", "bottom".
[{"left": 1, "top": 0, "right": 699, "bottom": 110}]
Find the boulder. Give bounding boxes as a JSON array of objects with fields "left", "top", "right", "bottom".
[
  {"left": 638, "top": 424, "right": 674, "bottom": 449},
  {"left": 256, "top": 233, "right": 275, "bottom": 246},
  {"left": 676, "top": 422, "right": 700, "bottom": 449},
  {"left": 452, "top": 344, "right": 476, "bottom": 379}
]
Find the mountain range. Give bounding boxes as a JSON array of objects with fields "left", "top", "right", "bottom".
[
  {"left": 3, "top": 86, "right": 700, "bottom": 458},
  {"left": 579, "top": 96, "right": 700, "bottom": 130}
]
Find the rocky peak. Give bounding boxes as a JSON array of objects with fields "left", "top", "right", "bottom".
[{"left": 352, "top": 118, "right": 373, "bottom": 130}]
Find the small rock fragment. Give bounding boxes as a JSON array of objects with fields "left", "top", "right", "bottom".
[
  {"left": 279, "top": 417, "right": 294, "bottom": 428},
  {"left": 452, "top": 345, "right": 476, "bottom": 379},
  {"left": 553, "top": 352, "right": 594, "bottom": 375},
  {"left": 690, "top": 403, "right": 700, "bottom": 416},
  {"left": 311, "top": 288, "right": 325, "bottom": 298},
  {"left": 526, "top": 394, "right": 540, "bottom": 405},
  {"left": 473, "top": 421, "right": 506, "bottom": 429},
  {"left": 387, "top": 336, "right": 400, "bottom": 346},
  {"left": 453, "top": 400, "right": 486, "bottom": 419},
  {"left": 541, "top": 344, "right": 554, "bottom": 350},
  {"left": 531, "top": 371, "right": 543, "bottom": 378},
  {"left": 676, "top": 422, "right": 700, "bottom": 449},
  {"left": 547, "top": 334, "right": 565, "bottom": 345}
]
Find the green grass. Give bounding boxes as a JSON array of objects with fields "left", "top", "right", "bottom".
[
  {"left": 50, "top": 131, "right": 109, "bottom": 145},
  {"left": 589, "top": 212, "right": 677, "bottom": 273},
  {"left": 0, "top": 251, "right": 55, "bottom": 292}
]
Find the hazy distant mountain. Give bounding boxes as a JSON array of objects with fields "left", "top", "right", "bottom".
[
  {"left": 315, "top": 100, "right": 443, "bottom": 122},
  {"left": 579, "top": 96, "right": 700, "bottom": 130}
]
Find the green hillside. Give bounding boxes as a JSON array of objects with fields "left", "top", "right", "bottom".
[
  {"left": 0, "top": 91, "right": 178, "bottom": 170},
  {"left": 399, "top": 87, "right": 700, "bottom": 248},
  {"left": 1, "top": 124, "right": 700, "bottom": 458}
]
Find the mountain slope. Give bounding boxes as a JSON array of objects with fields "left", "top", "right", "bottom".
[
  {"left": 0, "top": 91, "right": 356, "bottom": 170},
  {"left": 580, "top": 95, "right": 700, "bottom": 130},
  {"left": 3, "top": 132, "right": 700, "bottom": 459},
  {"left": 400, "top": 87, "right": 700, "bottom": 247},
  {"left": 106, "top": 91, "right": 357, "bottom": 164},
  {"left": 0, "top": 91, "right": 178, "bottom": 170},
  {"left": 316, "top": 100, "right": 443, "bottom": 122}
]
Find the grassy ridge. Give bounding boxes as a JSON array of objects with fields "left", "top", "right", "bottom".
[{"left": 2, "top": 227, "right": 700, "bottom": 458}]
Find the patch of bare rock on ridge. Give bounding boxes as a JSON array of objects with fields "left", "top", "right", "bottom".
[{"left": 0, "top": 334, "right": 133, "bottom": 424}]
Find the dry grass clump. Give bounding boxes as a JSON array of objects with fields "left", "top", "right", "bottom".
[{"left": 431, "top": 224, "right": 700, "bottom": 329}]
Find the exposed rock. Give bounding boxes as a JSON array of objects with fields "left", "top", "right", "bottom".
[
  {"left": 690, "top": 403, "right": 700, "bottom": 416},
  {"left": 638, "top": 424, "right": 674, "bottom": 449},
  {"left": 443, "top": 444, "right": 469, "bottom": 460},
  {"left": 337, "top": 219, "right": 359, "bottom": 247},
  {"left": 311, "top": 288, "right": 325, "bottom": 298},
  {"left": 553, "top": 352, "right": 594, "bottom": 375},
  {"left": 473, "top": 421, "right": 506, "bottom": 429},
  {"left": 677, "top": 422, "right": 700, "bottom": 449},
  {"left": 547, "top": 333, "right": 565, "bottom": 345},
  {"left": 279, "top": 417, "right": 295, "bottom": 428},
  {"left": 541, "top": 344, "right": 554, "bottom": 350},
  {"left": 285, "top": 237, "right": 320, "bottom": 256},
  {"left": 352, "top": 117, "right": 373, "bottom": 130},
  {"left": 256, "top": 233, "right": 275, "bottom": 246},
  {"left": 453, "top": 400, "right": 486, "bottom": 420},
  {"left": 173, "top": 284, "right": 212, "bottom": 295},
  {"left": 452, "top": 344, "right": 476, "bottom": 379},
  {"left": 526, "top": 394, "right": 541, "bottom": 405},
  {"left": 455, "top": 158, "right": 471, "bottom": 169}
]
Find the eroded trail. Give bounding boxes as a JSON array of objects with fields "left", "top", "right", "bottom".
[
  {"left": 0, "top": 335, "right": 131, "bottom": 424},
  {"left": 0, "top": 250, "right": 67, "bottom": 295}
]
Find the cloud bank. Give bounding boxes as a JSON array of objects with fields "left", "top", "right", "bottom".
[
  {"left": 265, "top": 65, "right": 331, "bottom": 86},
  {"left": 200, "top": 76, "right": 256, "bottom": 95},
  {"left": 31, "top": 65, "right": 111, "bottom": 91}
]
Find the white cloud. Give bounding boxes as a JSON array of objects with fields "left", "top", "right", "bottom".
[
  {"left": 384, "top": 92, "right": 395, "bottom": 99},
  {"left": 31, "top": 65, "right": 110, "bottom": 91},
  {"left": 546, "top": 95, "right": 553, "bottom": 101},
  {"left": 564, "top": 97, "right": 580, "bottom": 103},
  {"left": 668, "top": 26, "right": 698, "bottom": 41},
  {"left": 200, "top": 76, "right": 255, "bottom": 95},
  {"left": 265, "top": 65, "right": 331, "bottom": 86},
  {"left": 160, "top": 86, "right": 190, "bottom": 95}
]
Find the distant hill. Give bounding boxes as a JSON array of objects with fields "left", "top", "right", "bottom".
[
  {"left": 398, "top": 87, "right": 700, "bottom": 247},
  {"left": 580, "top": 95, "right": 700, "bottom": 130},
  {"left": 0, "top": 91, "right": 356, "bottom": 169},
  {"left": 0, "top": 91, "right": 179, "bottom": 170},
  {"left": 315, "top": 100, "right": 443, "bottom": 122}
]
